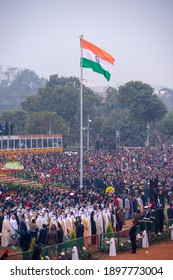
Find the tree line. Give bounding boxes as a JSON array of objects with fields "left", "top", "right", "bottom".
[{"left": 0, "top": 74, "right": 173, "bottom": 147}]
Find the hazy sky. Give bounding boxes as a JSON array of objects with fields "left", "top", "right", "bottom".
[{"left": 0, "top": 0, "right": 173, "bottom": 88}]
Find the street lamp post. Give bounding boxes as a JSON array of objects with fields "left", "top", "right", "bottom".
[
  {"left": 87, "top": 115, "right": 92, "bottom": 151},
  {"left": 146, "top": 123, "right": 150, "bottom": 147},
  {"left": 48, "top": 119, "right": 52, "bottom": 135},
  {"left": 67, "top": 122, "right": 70, "bottom": 135},
  {"left": 115, "top": 130, "right": 120, "bottom": 151}
]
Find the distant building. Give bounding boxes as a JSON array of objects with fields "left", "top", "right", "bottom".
[{"left": 83, "top": 79, "right": 124, "bottom": 101}]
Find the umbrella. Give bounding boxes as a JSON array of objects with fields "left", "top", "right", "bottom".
[{"left": 106, "top": 186, "right": 114, "bottom": 193}]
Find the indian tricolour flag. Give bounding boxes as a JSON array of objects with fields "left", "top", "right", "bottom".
[{"left": 80, "top": 38, "right": 115, "bottom": 81}]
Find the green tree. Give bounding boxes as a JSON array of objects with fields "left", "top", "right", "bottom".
[
  {"left": 0, "top": 109, "right": 28, "bottom": 134},
  {"left": 100, "top": 81, "right": 167, "bottom": 146},
  {"left": 160, "top": 111, "right": 173, "bottom": 136},
  {"left": 117, "top": 81, "right": 167, "bottom": 122},
  {"left": 101, "top": 108, "right": 147, "bottom": 146},
  {"left": 26, "top": 111, "right": 67, "bottom": 134},
  {"left": 103, "top": 87, "right": 119, "bottom": 114},
  {"left": 21, "top": 75, "right": 102, "bottom": 145}
]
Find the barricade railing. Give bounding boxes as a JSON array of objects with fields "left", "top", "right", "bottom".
[
  {"left": 164, "top": 218, "right": 173, "bottom": 227},
  {"left": 7, "top": 234, "right": 100, "bottom": 260},
  {"left": 99, "top": 226, "right": 141, "bottom": 253},
  {"left": 6, "top": 220, "right": 173, "bottom": 260}
]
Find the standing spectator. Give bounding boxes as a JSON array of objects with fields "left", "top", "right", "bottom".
[
  {"left": 76, "top": 218, "right": 84, "bottom": 247},
  {"left": 167, "top": 204, "right": 173, "bottom": 220},
  {"left": 90, "top": 211, "right": 97, "bottom": 244},
  {"left": 132, "top": 196, "right": 138, "bottom": 213},
  {"left": 19, "top": 224, "right": 31, "bottom": 259},
  {"left": 137, "top": 195, "right": 144, "bottom": 212},
  {"left": 1, "top": 216, "right": 11, "bottom": 247},
  {"left": 141, "top": 192, "right": 147, "bottom": 206},
  {"left": 46, "top": 224, "right": 58, "bottom": 246},
  {"left": 116, "top": 207, "right": 124, "bottom": 232},
  {"left": 57, "top": 222, "right": 64, "bottom": 244},
  {"left": 110, "top": 209, "right": 117, "bottom": 233},
  {"left": 0, "top": 209, "right": 4, "bottom": 242},
  {"left": 114, "top": 196, "right": 119, "bottom": 208},
  {"left": 31, "top": 240, "right": 41, "bottom": 260},
  {"left": 10, "top": 215, "right": 18, "bottom": 249},
  {"left": 134, "top": 209, "right": 143, "bottom": 225},
  {"left": 19, "top": 214, "right": 27, "bottom": 232},
  {"left": 128, "top": 196, "right": 134, "bottom": 219},
  {"left": 76, "top": 218, "right": 84, "bottom": 238},
  {"left": 29, "top": 219, "right": 38, "bottom": 240},
  {"left": 129, "top": 220, "right": 137, "bottom": 254},
  {"left": 57, "top": 222, "right": 64, "bottom": 252},
  {"left": 38, "top": 224, "right": 48, "bottom": 247},
  {"left": 124, "top": 196, "right": 130, "bottom": 220}
]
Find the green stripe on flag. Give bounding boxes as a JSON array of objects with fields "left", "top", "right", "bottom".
[{"left": 81, "top": 58, "right": 111, "bottom": 81}]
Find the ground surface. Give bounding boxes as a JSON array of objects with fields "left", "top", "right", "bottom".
[{"left": 97, "top": 240, "right": 173, "bottom": 260}]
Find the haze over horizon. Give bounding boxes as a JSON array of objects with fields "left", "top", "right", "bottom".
[{"left": 0, "top": 0, "right": 172, "bottom": 89}]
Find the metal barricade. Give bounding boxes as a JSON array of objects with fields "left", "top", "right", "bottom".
[{"left": 7, "top": 234, "right": 100, "bottom": 260}]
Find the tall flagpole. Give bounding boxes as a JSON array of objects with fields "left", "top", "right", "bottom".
[{"left": 80, "top": 35, "right": 83, "bottom": 189}]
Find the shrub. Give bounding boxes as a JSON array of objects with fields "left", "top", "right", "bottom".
[
  {"left": 106, "top": 222, "right": 114, "bottom": 238},
  {"left": 70, "top": 229, "right": 76, "bottom": 240}
]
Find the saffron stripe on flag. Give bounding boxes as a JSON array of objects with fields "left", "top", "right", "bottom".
[{"left": 80, "top": 38, "right": 115, "bottom": 65}]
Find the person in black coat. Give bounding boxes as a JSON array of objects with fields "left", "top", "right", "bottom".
[
  {"left": 19, "top": 224, "right": 32, "bottom": 259},
  {"left": 19, "top": 214, "right": 27, "bottom": 232},
  {"left": 31, "top": 240, "right": 41, "bottom": 260},
  {"left": 76, "top": 218, "right": 84, "bottom": 247},
  {"left": 38, "top": 224, "right": 48, "bottom": 247},
  {"left": 57, "top": 222, "right": 64, "bottom": 252},
  {"left": 90, "top": 211, "right": 97, "bottom": 244},
  {"left": 76, "top": 218, "right": 84, "bottom": 238},
  {"left": 167, "top": 204, "right": 173, "bottom": 220},
  {"left": 129, "top": 220, "right": 137, "bottom": 254},
  {"left": 0, "top": 210, "right": 4, "bottom": 240},
  {"left": 57, "top": 222, "right": 64, "bottom": 244}
]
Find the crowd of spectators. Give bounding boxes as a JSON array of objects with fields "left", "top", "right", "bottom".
[
  {"left": 0, "top": 145, "right": 173, "bottom": 257},
  {"left": 6, "top": 146, "right": 173, "bottom": 201}
]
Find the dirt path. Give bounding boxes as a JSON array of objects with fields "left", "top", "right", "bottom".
[{"left": 97, "top": 240, "right": 173, "bottom": 260}]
